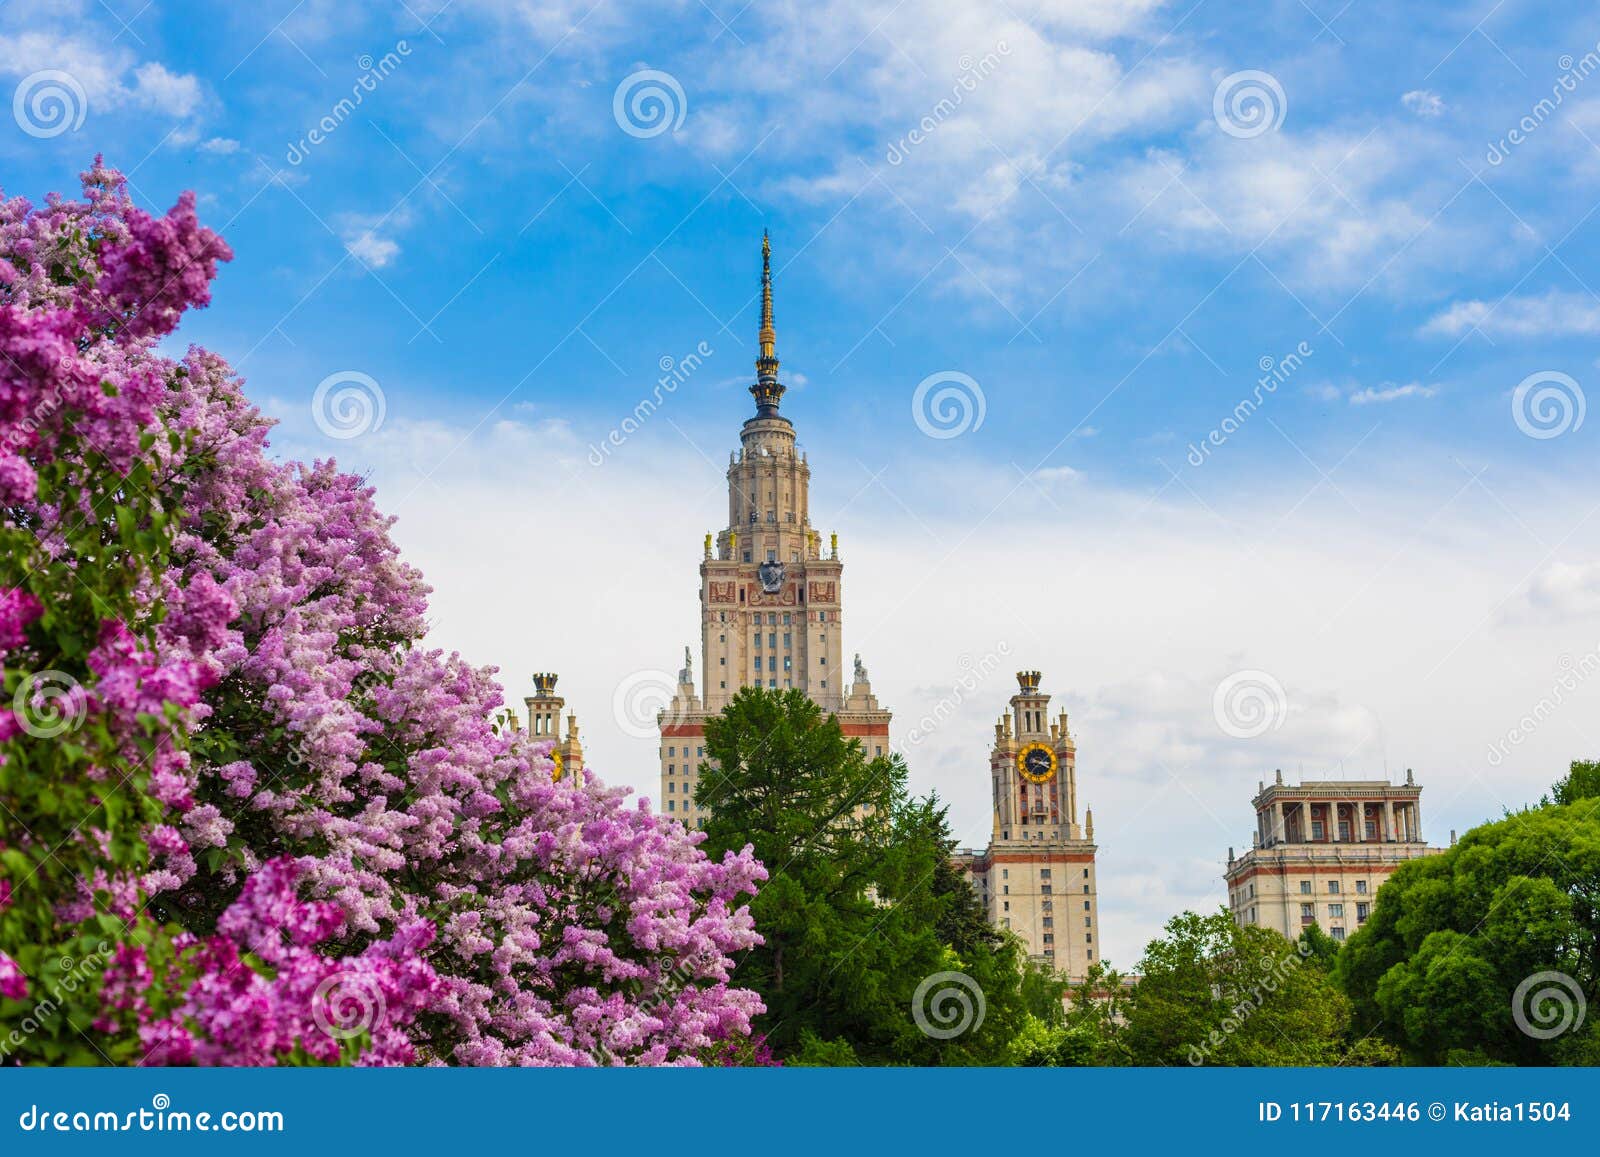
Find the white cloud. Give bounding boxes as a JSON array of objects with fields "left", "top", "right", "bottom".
[
  {"left": 198, "top": 137, "right": 241, "bottom": 155},
  {"left": 0, "top": 31, "right": 205, "bottom": 122},
  {"left": 1513, "top": 561, "right": 1600, "bottom": 622},
  {"left": 1401, "top": 89, "right": 1444, "bottom": 118},
  {"left": 345, "top": 231, "right": 401, "bottom": 268},
  {"left": 1348, "top": 381, "right": 1438, "bottom": 404},
  {"left": 1420, "top": 289, "right": 1600, "bottom": 338}
]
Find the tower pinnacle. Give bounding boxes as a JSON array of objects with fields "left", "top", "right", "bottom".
[{"left": 750, "top": 230, "right": 785, "bottom": 418}]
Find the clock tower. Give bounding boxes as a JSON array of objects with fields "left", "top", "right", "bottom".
[
  {"left": 954, "top": 671, "right": 1100, "bottom": 979},
  {"left": 657, "top": 235, "right": 892, "bottom": 826}
]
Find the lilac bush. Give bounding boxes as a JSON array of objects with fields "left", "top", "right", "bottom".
[{"left": 0, "top": 160, "right": 764, "bottom": 1066}]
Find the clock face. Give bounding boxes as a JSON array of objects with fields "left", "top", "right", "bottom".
[
  {"left": 1016, "top": 742, "right": 1058, "bottom": 784},
  {"left": 551, "top": 749, "right": 565, "bottom": 783}
]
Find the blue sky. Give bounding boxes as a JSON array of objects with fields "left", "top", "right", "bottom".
[{"left": 5, "top": 0, "right": 1600, "bottom": 964}]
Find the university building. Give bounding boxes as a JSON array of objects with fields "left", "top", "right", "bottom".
[
  {"left": 954, "top": 671, "right": 1101, "bottom": 981},
  {"left": 656, "top": 235, "right": 892, "bottom": 824},
  {"left": 1224, "top": 769, "right": 1443, "bottom": 942}
]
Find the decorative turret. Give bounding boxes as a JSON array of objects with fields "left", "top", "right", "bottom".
[{"left": 749, "top": 231, "right": 786, "bottom": 419}]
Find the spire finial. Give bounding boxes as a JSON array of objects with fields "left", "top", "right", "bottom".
[{"left": 750, "top": 230, "right": 785, "bottom": 417}]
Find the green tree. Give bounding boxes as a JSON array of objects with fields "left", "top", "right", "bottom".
[
  {"left": 1335, "top": 766, "right": 1600, "bottom": 1065},
  {"left": 698, "top": 688, "right": 1033, "bottom": 1064},
  {"left": 1122, "top": 909, "right": 1351, "bottom": 1066}
]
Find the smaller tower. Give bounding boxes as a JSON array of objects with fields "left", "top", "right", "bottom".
[{"left": 524, "top": 673, "right": 585, "bottom": 787}]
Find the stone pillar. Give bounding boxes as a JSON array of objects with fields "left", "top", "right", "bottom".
[
  {"left": 1412, "top": 798, "right": 1422, "bottom": 843},
  {"left": 1353, "top": 802, "right": 1365, "bottom": 842},
  {"left": 1383, "top": 800, "right": 1395, "bottom": 842},
  {"left": 1273, "top": 800, "right": 1286, "bottom": 845},
  {"left": 1329, "top": 802, "right": 1339, "bottom": 842}
]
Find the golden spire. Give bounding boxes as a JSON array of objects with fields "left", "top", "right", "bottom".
[{"left": 750, "top": 230, "right": 785, "bottom": 417}]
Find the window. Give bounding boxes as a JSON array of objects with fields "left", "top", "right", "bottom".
[
  {"left": 1311, "top": 821, "right": 1324, "bottom": 839},
  {"left": 1082, "top": 900, "right": 1090, "bottom": 910},
  {"left": 1328, "top": 904, "right": 1344, "bottom": 918},
  {"left": 1300, "top": 903, "right": 1313, "bottom": 918},
  {"left": 1327, "top": 881, "right": 1339, "bottom": 894},
  {"left": 1041, "top": 884, "right": 1051, "bottom": 894},
  {"left": 1042, "top": 918, "right": 1051, "bottom": 928},
  {"left": 1299, "top": 880, "right": 1312, "bottom": 894},
  {"left": 1083, "top": 884, "right": 1089, "bottom": 893},
  {"left": 1083, "top": 917, "right": 1090, "bottom": 927},
  {"left": 1002, "top": 886, "right": 1009, "bottom": 895},
  {"left": 783, "top": 613, "right": 791, "bottom": 625},
  {"left": 754, "top": 633, "right": 762, "bottom": 649},
  {"left": 1330, "top": 927, "right": 1346, "bottom": 941},
  {"left": 1002, "top": 870, "right": 1008, "bottom": 879},
  {"left": 667, "top": 801, "right": 675, "bottom": 812},
  {"left": 1042, "top": 900, "right": 1052, "bottom": 911},
  {"left": 1356, "top": 903, "right": 1370, "bottom": 922},
  {"left": 667, "top": 782, "right": 675, "bottom": 793},
  {"left": 1002, "top": 901, "right": 1009, "bottom": 912},
  {"left": 1355, "top": 880, "right": 1368, "bottom": 894},
  {"left": 1040, "top": 869, "right": 1051, "bottom": 878},
  {"left": 768, "top": 633, "right": 776, "bottom": 648}
]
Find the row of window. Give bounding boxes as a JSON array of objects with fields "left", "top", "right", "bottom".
[{"left": 1298, "top": 879, "right": 1370, "bottom": 895}]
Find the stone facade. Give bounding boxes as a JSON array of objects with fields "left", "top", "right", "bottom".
[
  {"left": 955, "top": 671, "right": 1101, "bottom": 981},
  {"left": 1224, "top": 770, "right": 1443, "bottom": 942},
  {"left": 657, "top": 235, "right": 891, "bottom": 826}
]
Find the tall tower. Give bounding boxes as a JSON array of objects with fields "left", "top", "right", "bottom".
[
  {"left": 658, "top": 235, "right": 892, "bottom": 827},
  {"left": 954, "top": 671, "right": 1100, "bottom": 979}
]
